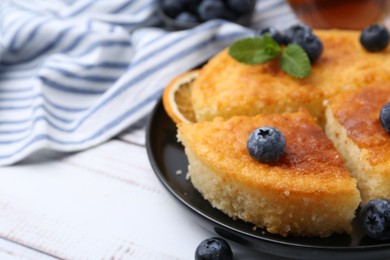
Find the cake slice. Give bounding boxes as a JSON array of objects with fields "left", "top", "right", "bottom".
[
  {"left": 178, "top": 109, "right": 360, "bottom": 237},
  {"left": 325, "top": 83, "right": 390, "bottom": 205}
]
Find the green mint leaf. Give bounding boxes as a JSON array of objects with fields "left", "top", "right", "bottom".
[
  {"left": 228, "top": 34, "right": 282, "bottom": 65},
  {"left": 280, "top": 44, "right": 311, "bottom": 78}
]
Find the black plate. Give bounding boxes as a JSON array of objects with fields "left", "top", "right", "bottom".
[{"left": 146, "top": 98, "right": 390, "bottom": 259}]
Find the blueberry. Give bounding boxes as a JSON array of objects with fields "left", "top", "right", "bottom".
[
  {"left": 175, "top": 12, "right": 199, "bottom": 24},
  {"left": 197, "top": 0, "right": 226, "bottom": 21},
  {"left": 161, "top": 0, "right": 184, "bottom": 18},
  {"left": 195, "top": 237, "right": 233, "bottom": 260},
  {"left": 247, "top": 126, "right": 286, "bottom": 163},
  {"left": 226, "top": 0, "right": 254, "bottom": 14},
  {"left": 380, "top": 102, "right": 390, "bottom": 134},
  {"left": 177, "top": 0, "right": 193, "bottom": 5},
  {"left": 221, "top": 9, "right": 238, "bottom": 22},
  {"left": 282, "top": 24, "right": 313, "bottom": 44},
  {"left": 187, "top": 0, "right": 202, "bottom": 14},
  {"left": 360, "top": 24, "right": 390, "bottom": 52},
  {"left": 360, "top": 198, "right": 390, "bottom": 240},
  {"left": 293, "top": 33, "right": 323, "bottom": 63},
  {"left": 258, "top": 27, "right": 284, "bottom": 45}
]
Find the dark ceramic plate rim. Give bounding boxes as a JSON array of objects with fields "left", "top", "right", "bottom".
[{"left": 146, "top": 98, "right": 390, "bottom": 259}]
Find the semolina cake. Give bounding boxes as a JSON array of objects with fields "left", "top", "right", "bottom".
[
  {"left": 191, "top": 30, "right": 390, "bottom": 123},
  {"left": 177, "top": 109, "right": 361, "bottom": 237},
  {"left": 325, "top": 83, "right": 390, "bottom": 205}
]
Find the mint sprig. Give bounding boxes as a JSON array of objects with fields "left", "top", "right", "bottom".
[
  {"left": 228, "top": 35, "right": 311, "bottom": 78},
  {"left": 228, "top": 35, "right": 281, "bottom": 64},
  {"left": 281, "top": 44, "right": 311, "bottom": 78}
]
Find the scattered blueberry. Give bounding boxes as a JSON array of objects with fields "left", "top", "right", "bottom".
[
  {"left": 221, "top": 9, "right": 238, "bottom": 22},
  {"left": 380, "top": 102, "right": 390, "bottom": 134},
  {"left": 282, "top": 24, "right": 312, "bottom": 44},
  {"left": 175, "top": 12, "right": 199, "bottom": 24},
  {"left": 195, "top": 237, "right": 233, "bottom": 260},
  {"left": 177, "top": 0, "right": 193, "bottom": 5},
  {"left": 280, "top": 24, "right": 323, "bottom": 63},
  {"left": 360, "top": 24, "right": 390, "bottom": 52},
  {"left": 258, "top": 27, "right": 284, "bottom": 45},
  {"left": 360, "top": 198, "right": 390, "bottom": 240},
  {"left": 161, "top": 0, "right": 184, "bottom": 18},
  {"left": 293, "top": 33, "right": 323, "bottom": 63},
  {"left": 187, "top": 0, "right": 203, "bottom": 14},
  {"left": 226, "top": 0, "right": 254, "bottom": 14},
  {"left": 197, "top": 0, "right": 226, "bottom": 21},
  {"left": 160, "top": 0, "right": 255, "bottom": 28},
  {"left": 247, "top": 126, "right": 286, "bottom": 163}
]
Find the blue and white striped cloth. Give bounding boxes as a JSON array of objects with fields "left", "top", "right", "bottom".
[{"left": 0, "top": 0, "right": 297, "bottom": 166}]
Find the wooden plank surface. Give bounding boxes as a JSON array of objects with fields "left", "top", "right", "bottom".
[
  {"left": 0, "top": 237, "right": 56, "bottom": 260},
  {"left": 0, "top": 139, "right": 196, "bottom": 259},
  {"left": 0, "top": 121, "right": 286, "bottom": 259}
]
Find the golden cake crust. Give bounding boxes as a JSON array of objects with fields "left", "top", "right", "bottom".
[
  {"left": 327, "top": 83, "right": 390, "bottom": 166},
  {"left": 178, "top": 109, "right": 358, "bottom": 196},
  {"left": 192, "top": 29, "right": 390, "bottom": 122}
]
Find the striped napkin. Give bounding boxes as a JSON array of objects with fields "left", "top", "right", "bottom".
[{"left": 0, "top": 0, "right": 297, "bottom": 166}]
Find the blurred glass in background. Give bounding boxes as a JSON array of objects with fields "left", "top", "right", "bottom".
[{"left": 286, "top": 0, "right": 390, "bottom": 29}]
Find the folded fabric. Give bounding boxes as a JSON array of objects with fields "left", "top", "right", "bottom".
[{"left": 0, "top": 0, "right": 297, "bottom": 166}]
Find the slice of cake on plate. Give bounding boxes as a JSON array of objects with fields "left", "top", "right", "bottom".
[
  {"left": 325, "top": 83, "right": 390, "bottom": 205},
  {"left": 178, "top": 109, "right": 361, "bottom": 237}
]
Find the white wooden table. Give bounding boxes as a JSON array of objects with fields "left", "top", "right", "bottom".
[{"left": 0, "top": 116, "right": 288, "bottom": 259}]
